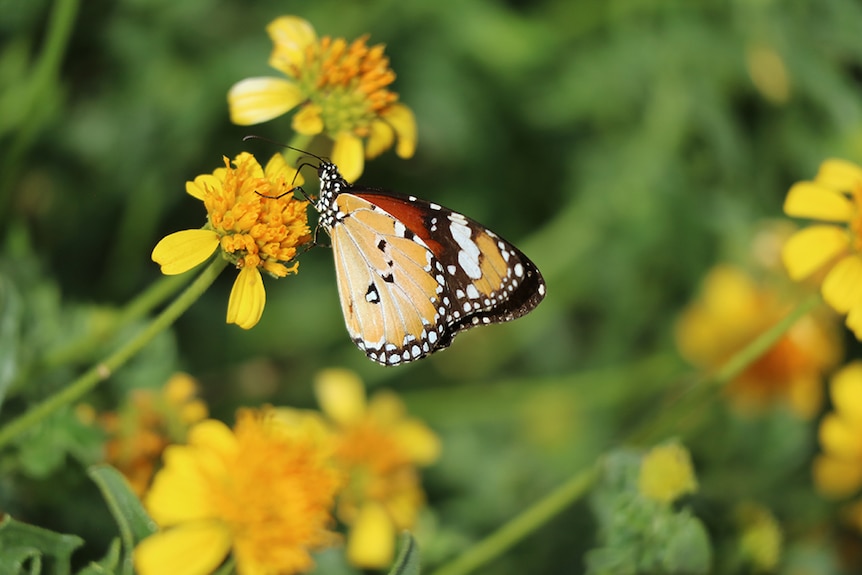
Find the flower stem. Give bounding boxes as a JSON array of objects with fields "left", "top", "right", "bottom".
[
  {"left": 428, "top": 465, "right": 599, "bottom": 575},
  {"left": 281, "top": 133, "right": 315, "bottom": 167},
  {"left": 629, "top": 292, "right": 823, "bottom": 444},
  {"left": 0, "top": 0, "right": 80, "bottom": 215},
  {"left": 0, "top": 257, "right": 228, "bottom": 448},
  {"left": 39, "top": 274, "right": 193, "bottom": 372},
  {"left": 713, "top": 292, "right": 822, "bottom": 384}
]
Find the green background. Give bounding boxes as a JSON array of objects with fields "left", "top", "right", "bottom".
[{"left": 2, "top": 0, "right": 862, "bottom": 573}]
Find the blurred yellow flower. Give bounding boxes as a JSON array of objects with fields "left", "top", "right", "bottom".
[
  {"left": 135, "top": 407, "right": 341, "bottom": 575},
  {"left": 151, "top": 152, "right": 311, "bottom": 329},
  {"left": 813, "top": 362, "right": 862, "bottom": 499},
  {"left": 96, "top": 373, "right": 208, "bottom": 496},
  {"left": 228, "top": 15, "right": 417, "bottom": 182},
  {"left": 735, "top": 502, "right": 782, "bottom": 572},
  {"left": 314, "top": 368, "right": 440, "bottom": 569},
  {"left": 638, "top": 441, "right": 698, "bottom": 505},
  {"left": 675, "top": 264, "right": 841, "bottom": 418},
  {"left": 782, "top": 159, "right": 862, "bottom": 338}
]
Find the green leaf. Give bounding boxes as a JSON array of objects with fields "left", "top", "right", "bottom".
[
  {"left": 0, "top": 272, "right": 23, "bottom": 409},
  {"left": 387, "top": 532, "right": 421, "bottom": 575},
  {"left": 87, "top": 464, "right": 157, "bottom": 575},
  {"left": 16, "top": 407, "right": 103, "bottom": 478},
  {"left": 660, "top": 513, "right": 712, "bottom": 574},
  {"left": 0, "top": 514, "right": 83, "bottom": 575},
  {"left": 76, "top": 538, "right": 121, "bottom": 575}
]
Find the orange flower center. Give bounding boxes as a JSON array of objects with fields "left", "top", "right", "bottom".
[
  {"left": 741, "top": 335, "right": 811, "bottom": 393},
  {"left": 206, "top": 410, "right": 341, "bottom": 573},
  {"left": 297, "top": 36, "right": 399, "bottom": 136},
  {"left": 204, "top": 155, "right": 311, "bottom": 276}
]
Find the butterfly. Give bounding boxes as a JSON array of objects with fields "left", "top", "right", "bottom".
[{"left": 297, "top": 156, "right": 546, "bottom": 366}]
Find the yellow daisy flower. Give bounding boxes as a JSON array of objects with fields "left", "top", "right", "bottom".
[
  {"left": 151, "top": 152, "right": 311, "bottom": 329},
  {"left": 813, "top": 362, "right": 862, "bottom": 499},
  {"left": 97, "top": 373, "right": 208, "bottom": 497},
  {"left": 782, "top": 159, "right": 862, "bottom": 338},
  {"left": 135, "top": 407, "right": 341, "bottom": 575},
  {"left": 228, "top": 15, "right": 417, "bottom": 182},
  {"left": 734, "top": 502, "right": 782, "bottom": 572},
  {"left": 675, "top": 264, "right": 841, "bottom": 418},
  {"left": 638, "top": 442, "right": 698, "bottom": 505},
  {"left": 313, "top": 368, "right": 440, "bottom": 569}
]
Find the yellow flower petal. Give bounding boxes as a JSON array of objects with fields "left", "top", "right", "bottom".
[
  {"left": 264, "top": 153, "right": 304, "bottom": 187},
  {"left": 831, "top": 362, "right": 862, "bottom": 427},
  {"left": 292, "top": 103, "right": 325, "bottom": 135},
  {"left": 332, "top": 132, "right": 364, "bottom": 182},
  {"left": 227, "top": 266, "right": 266, "bottom": 329},
  {"left": 394, "top": 419, "right": 441, "bottom": 466},
  {"left": 816, "top": 158, "right": 862, "bottom": 191},
  {"left": 781, "top": 225, "right": 849, "bottom": 280},
  {"left": 314, "top": 368, "right": 367, "bottom": 426},
  {"left": 188, "top": 419, "right": 239, "bottom": 458},
  {"left": 135, "top": 521, "right": 232, "bottom": 575},
  {"left": 783, "top": 182, "right": 854, "bottom": 222},
  {"left": 367, "top": 390, "right": 407, "bottom": 425},
  {"left": 382, "top": 103, "right": 417, "bottom": 159},
  {"left": 146, "top": 445, "right": 215, "bottom": 526},
  {"left": 846, "top": 301, "right": 862, "bottom": 341},
  {"left": 822, "top": 255, "right": 862, "bottom": 313},
  {"left": 267, "top": 16, "right": 317, "bottom": 76},
  {"left": 346, "top": 502, "right": 396, "bottom": 569},
  {"left": 786, "top": 375, "right": 823, "bottom": 420},
  {"left": 152, "top": 230, "right": 220, "bottom": 275},
  {"left": 228, "top": 77, "right": 304, "bottom": 126},
  {"left": 820, "top": 413, "right": 862, "bottom": 460},
  {"left": 813, "top": 454, "right": 862, "bottom": 498},
  {"left": 186, "top": 174, "right": 222, "bottom": 201},
  {"left": 366, "top": 119, "right": 395, "bottom": 159}
]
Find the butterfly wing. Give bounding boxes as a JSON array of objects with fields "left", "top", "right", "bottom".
[
  {"left": 330, "top": 192, "right": 449, "bottom": 365},
  {"left": 330, "top": 188, "right": 545, "bottom": 365}
]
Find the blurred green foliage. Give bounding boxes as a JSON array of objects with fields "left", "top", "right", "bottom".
[{"left": 3, "top": 0, "right": 862, "bottom": 573}]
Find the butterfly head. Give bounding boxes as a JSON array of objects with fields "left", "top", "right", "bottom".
[{"left": 315, "top": 160, "right": 349, "bottom": 229}]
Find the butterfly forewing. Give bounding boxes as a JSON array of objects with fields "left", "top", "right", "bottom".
[
  {"left": 330, "top": 193, "right": 448, "bottom": 364},
  {"left": 315, "top": 161, "right": 545, "bottom": 366}
]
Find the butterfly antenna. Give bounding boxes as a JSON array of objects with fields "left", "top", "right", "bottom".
[{"left": 241, "top": 134, "right": 328, "bottom": 163}]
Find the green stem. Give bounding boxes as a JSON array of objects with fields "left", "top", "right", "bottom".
[
  {"left": 281, "top": 133, "right": 315, "bottom": 166},
  {"left": 0, "top": 258, "right": 227, "bottom": 448},
  {"left": 0, "top": 0, "right": 80, "bottom": 214},
  {"left": 428, "top": 465, "right": 599, "bottom": 575},
  {"left": 713, "top": 292, "right": 822, "bottom": 384},
  {"left": 39, "top": 273, "right": 192, "bottom": 371},
  {"left": 629, "top": 292, "right": 823, "bottom": 444}
]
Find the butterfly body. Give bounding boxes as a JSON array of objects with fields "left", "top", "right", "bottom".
[{"left": 314, "top": 161, "right": 545, "bottom": 366}]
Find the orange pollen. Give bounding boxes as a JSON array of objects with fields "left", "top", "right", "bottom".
[
  {"left": 204, "top": 410, "right": 341, "bottom": 572},
  {"left": 336, "top": 420, "right": 411, "bottom": 477},
  {"left": 205, "top": 158, "right": 311, "bottom": 272},
  {"left": 741, "top": 335, "right": 811, "bottom": 393},
  {"left": 306, "top": 35, "right": 398, "bottom": 113}
]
